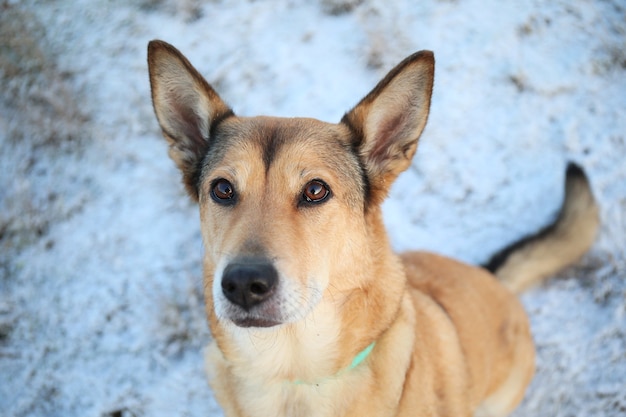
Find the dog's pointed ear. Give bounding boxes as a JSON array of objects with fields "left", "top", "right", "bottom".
[
  {"left": 342, "top": 51, "right": 434, "bottom": 204},
  {"left": 148, "top": 40, "right": 233, "bottom": 201}
]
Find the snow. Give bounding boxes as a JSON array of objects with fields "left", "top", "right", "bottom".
[{"left": 1, "top": 0, "right": 625, "bottom": 416}]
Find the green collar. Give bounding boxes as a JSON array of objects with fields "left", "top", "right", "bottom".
[
  {"left": 347, "top": 341, "right": 376, "bottom": 370},
  {"left": 291, "top": 341, "right": 376, "bottom": 385}
]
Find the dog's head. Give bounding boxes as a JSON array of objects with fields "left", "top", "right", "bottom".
[{"left": 148, "top": 40, "right": 433, "bottom": 330}]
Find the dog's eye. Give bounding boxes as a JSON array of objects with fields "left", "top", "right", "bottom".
[
  {"left": 211, "top": 179, "right": 236, "bottom": 204},
  {"left": 302, "top": 180, "right": 331, "bottom": 204}
]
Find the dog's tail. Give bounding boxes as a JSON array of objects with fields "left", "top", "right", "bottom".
[{"left": 483, "top": 163, "right": 600, "bottom": 294}]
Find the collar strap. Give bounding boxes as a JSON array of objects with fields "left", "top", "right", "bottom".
[
  {"left": 291, "top": 341, "right": 376, "bottom": 385},
  {"left": 348, "top": 341, "right": 376, "bottom": 370}
]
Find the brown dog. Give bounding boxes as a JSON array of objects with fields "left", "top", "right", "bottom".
[{"left": 148, "top": 40, "right": 599, "bottom": 417}]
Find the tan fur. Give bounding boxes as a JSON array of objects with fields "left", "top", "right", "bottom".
[{"left": 148, "top": 40, "right": 599, "bottom": 417}]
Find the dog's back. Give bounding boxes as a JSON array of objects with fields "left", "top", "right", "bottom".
[{"left": 399, "top": 164, "right": 598, "bottom": 416}]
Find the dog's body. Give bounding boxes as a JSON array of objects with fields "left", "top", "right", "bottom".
[{"left": 148, "top": 41, "right": 599, "bottom": 417}]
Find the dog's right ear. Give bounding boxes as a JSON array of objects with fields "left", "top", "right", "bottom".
[{"left": 148, "top": 40, "right": 233, "bottom": 201}]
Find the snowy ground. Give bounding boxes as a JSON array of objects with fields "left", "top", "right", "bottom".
[{"left": 1, "top": 0, "right": 625, "bottom": 416}]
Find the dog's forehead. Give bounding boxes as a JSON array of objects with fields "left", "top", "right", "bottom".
[{"left": 205, "top": 116, "right": 358, "bottom": 174}]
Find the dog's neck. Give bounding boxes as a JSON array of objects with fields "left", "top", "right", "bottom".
[
  {"left": 289, "top": 341, "right": 376, "bottom": 385},
  {"left": 209, "top": 292, "right": 373, "bottom": 383}
]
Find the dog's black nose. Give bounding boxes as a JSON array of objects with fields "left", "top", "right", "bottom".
[{"left": 221, "top": 261, "right": 278, "bottom": 310}]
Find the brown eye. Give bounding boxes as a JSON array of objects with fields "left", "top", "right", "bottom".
[
  {"left": 302, "top": 180, "right": 331, "bottom": 204},
  {"left": 211, "top": 179, "right": 235, "bottom": 204}
]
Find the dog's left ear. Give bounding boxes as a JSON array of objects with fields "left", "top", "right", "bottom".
[
  {"left": 342, "top": 51, "right": 434, "bottom": 203},
  {"left": 148, "top": 40, "right": 233, "bottom": 201}
]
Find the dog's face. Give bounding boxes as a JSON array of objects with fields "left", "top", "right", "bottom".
[
  {"left": 148, "top": 40, "right": 434, "bottom": 329},
  {"left": 198, "top": 116, "right": 369, "bottom": 327}
]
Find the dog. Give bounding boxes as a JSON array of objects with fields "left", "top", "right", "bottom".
[{"left": 147, "top": 40, "right": 599, "bottom": 417}]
